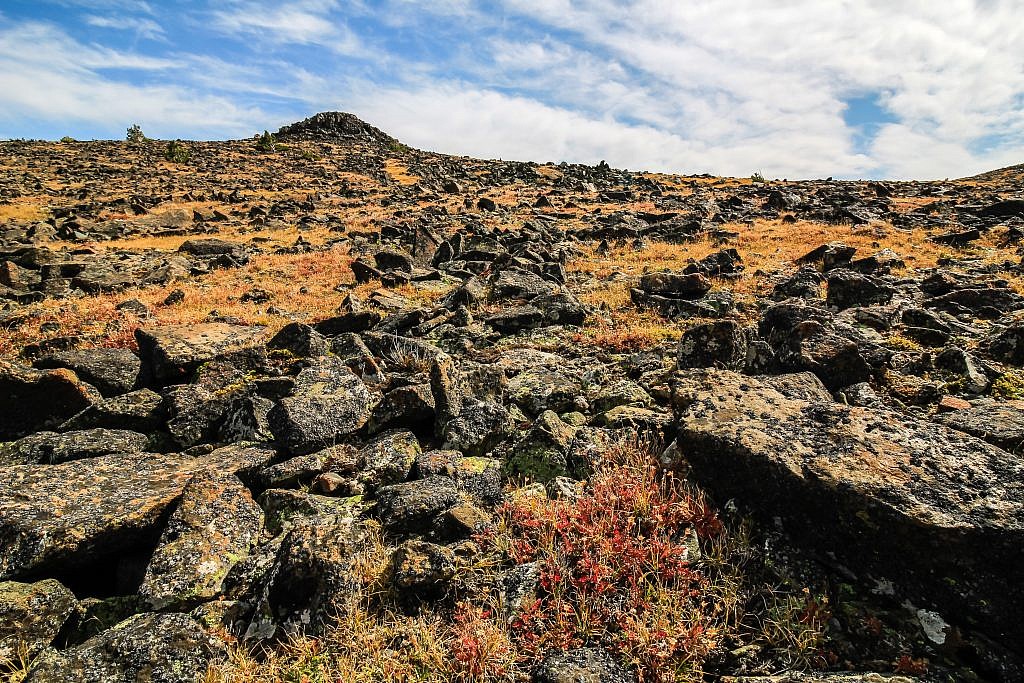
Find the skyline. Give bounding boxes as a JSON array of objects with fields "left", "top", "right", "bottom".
[{"left": 1, "top": 0, "right": 1022, "bottom": 180}]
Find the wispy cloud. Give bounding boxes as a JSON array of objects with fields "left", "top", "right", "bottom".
[
  {"left": 85, "top": 14, "right": 166, "bottom": 41},
  {"left": 209, "top": 0, "right": 363, "bottom": 54}
]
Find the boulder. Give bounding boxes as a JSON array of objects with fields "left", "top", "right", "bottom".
[
  {"left": 933, "top": 401, "right": 1024, "bottom": 454},
  {"left": 532, "top": 647, "right": 632, "bottom": 683},
  {"left": 0, "top": 445, "right": 273, "bottom": 583},
  {"left": 826, "top": 269, "right": 894, "bottom": 310},
  {"left": 507, "top": 410, "right": 578, "bottom": 483},
  {"left": 389, "top": 540, "right": 456, "bottom": 590},
  {"left": 139, "top": 471, "right": 262, "bottom": 610},
  {"left": 376, "top": 477, "right": 462, "bottom": 534},
  {"left": 134, "top": 323, "right": 265, "bottom": 386},
  {"left": 25, "top": 612, "right": 226, "bottom": 682},
  {"left": 677, "top": 320, "right": 749, "bottom": 370},
  {"left": 355, "top": 429, "right": 421, "bottom": 492},
  {"left": 441, "top": 401, "right": 514, "bottom": 457},
  {"left": 0, "top": 362, "right": 101, "bottom": 439},
  {"left": 268, "top": 356, "right": 374, "bottom": 455},
  {"left": 0, "top": 428, "right": 150, "bottom": 466},
  {"left": 0, "top": 579, "right": 76, "bottom": 663},
  {"left": 637, "top": 270, "right": 711, "bottom": 299},
  {"left": 34, "top": 348, "right": 140, "bottom": 397},
  {"left": 672, "top": 369, "right": 1024, "bottom": 649},
  {"left": 59, "top": 388, "right": 164, "bottom": 432}
]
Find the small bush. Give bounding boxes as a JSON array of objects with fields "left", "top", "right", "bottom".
[
  {"left": 991, "top": 370, "right": 1024, "bottom": 399},
  {"left": 750, "top": 171, "right": 767, "bottom": 183},
  {"left": 59, "top": 136, "right": 76, "bottom": 144},
  {"left": 163, "top": 139, "right": 191, "bottom": 164},
  {"left": 387, "top": 139, "right": 411, "bottom": 154},
  {"left": 256, "top": 130, "right": 277, "bottom": 153},
  {"left": 126, "top": 124, "right": 146, "bottom": 144}
]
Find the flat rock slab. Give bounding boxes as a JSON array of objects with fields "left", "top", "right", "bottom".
[
  {"left": 0, "top": 362, "right": 101, "bottom": 439},
  {"left": 135, "top": 323, "right": 265, "bottom": 386},
  {"left": 933, "top": 401, "right": 1024, "bottom": 454},
  {"left": 671, "top": 369, "right": 1024, "bottom": 649},
  {"left": 0, "top": 445, "right": 274, "bottom": 580}
]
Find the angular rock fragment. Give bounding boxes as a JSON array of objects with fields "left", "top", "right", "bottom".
[
  {"left": 0, "top": 578, "right": 76, "bottom": 663},
  {"left": 135, "top": 323, "right": 265, "bottom": 386}
]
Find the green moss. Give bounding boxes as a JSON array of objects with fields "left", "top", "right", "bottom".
[{"left": 991, "top": 370, "right": 1024, "bottom": 399}]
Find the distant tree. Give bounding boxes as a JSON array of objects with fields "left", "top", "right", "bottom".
[
  {"left": 164, "top": 139, "right": 191, "bottom": 163},
  {"left": 126, "top": 124, "right": 146, "bottom": 144},
  {"left": 256, "top": 130, "right": 277, "bottom": 153},
  {"left": 750, "top": 171, "right": 767, "bottom": 183},
  {"left": 59, "top": 136, "right": 76, "bottom": 143}
]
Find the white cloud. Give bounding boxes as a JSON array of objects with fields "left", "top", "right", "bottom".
[
  {"left": 0, "top": 21, "right": 265, "bottom": 138},
  {"left": 85, "top": 14, "right": 165, "bottom": 40},
  {"left": 210, "top": 0, "right": 363, "bottom": 54}
]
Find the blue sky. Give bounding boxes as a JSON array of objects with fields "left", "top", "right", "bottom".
[{"left": 1, "top": 0, "right": 1022, "bottom": 180}]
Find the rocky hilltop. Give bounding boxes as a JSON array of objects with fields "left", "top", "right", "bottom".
[{"left": 0, "top": 114, "right": 1022, "bottom": 682}]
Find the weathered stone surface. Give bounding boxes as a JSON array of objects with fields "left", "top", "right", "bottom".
[
  {"left": 268, "top": 355, "right": 374, "bottom": 455},
  {"left": 677, "top": 320, "right": 749, "bottom": 370},
  {"left": 26, "top": 612, "right": 226, "bottom": 682},
  {"left": 376, "top": 477, "right": 462, "bottom": 534},
  {"left": 34, "top": 348, "right": 140, "bottom": 397},
  {"left": 723, "top": 675, "right": 916, "bottom": 683},
  {"left": 135, "top": 323, "right": 265, "bottom": 386},
  {"left": 0, "top": 578, "right": 76, "bottom": 662},
  {"left": 0, "top": 362, "right": 101, "bottom": 439},
  {"left": 441, "top": 400, "right": 514, "bottom": 456},
  {"left": 389, "top": 540, "right": 456, "bottom": 590},
  {"left": 59, "top": 388, "right": 164, "bottom": 432},
  {"left": 672, "top": 369, "right": 1024, "bottom": 649},
  {"left": 0, "top": 445, "right": 274, "bottom": 580},
  {"left": 259, "top": 489, "right": 367, "bottom": 535},
  {"left": 0, "top": 428, "right": 150, "bottom": 467},
  {"left": 507, "top": 410, "right": 578, "bottom": 483},
  {"left": 139, "top": 470, "right": 262, "bottom": 610},
  {"left": 243, "top": 515, "right": 372, "bottom": 638},
  {"left": 355, "top": 429, "right": 421, "bottom": 492},
  {"left": 933, "top": 400, "right": 1024, "bottom": 454},
  {"left": 637, "top": 270, "right": 712, "bottom": 299},
  {"left": 532, "top": 647, "right": 632, "bottom": 683},
  {"left": 826, "top": 269, "right": 895, "bottom": 310}
]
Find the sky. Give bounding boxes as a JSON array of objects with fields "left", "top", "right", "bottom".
[{"left": 0, "top": 0, "right": 1022, "bottom": 180}]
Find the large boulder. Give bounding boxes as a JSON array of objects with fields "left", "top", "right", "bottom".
[
  {"left": 0, "top": 578, "right": 76, "bottom": 663},
  {"left": 0, "top": 429, "right": 150, "bottom": 466},
  {"left": 139, "top": 471, "right": 262, "bottom": 610},
  {"left": 25, "top": 612, "right": 226, "bottom": 682},
  {"left": 134, "top": 323, "right": 265, "bottom": 386},
  {"left": 677, "top": 320, "right": 749, "bottom": 370},
  {"left": 671, "top": 369, "right": 1024, "bottom": 649},
  {"left": 34, "top": 348, "right": 140, "bottom": 397},
  {"left": 268, "top": 356, "right": 374, "bottom": 455},
  {"left": 0, "top": 445, "right": 274, "bottom": 583},
  {"left": 59, "top": 388, "right": 164, "bottom": 432},
  {"left": 0, "top": 362, "right": 101, "bottom": 439}
]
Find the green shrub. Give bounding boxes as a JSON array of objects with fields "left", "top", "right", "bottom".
[
  {"left": 163, "top": 139, "right": 191, "bottom": 163},
  {"left": 126, "top": 124, "right": 146, "bottom": 144},
  {"left": 750, "top": 171, "right": 767, "bottom": 183},
  {"left": 59, "top": 136, "right": 76, "bottom": 143},
  {"left": 256, "top": 130, "right": 277, "bottom": 153},
  {"left": 991, "top": 370, "right": 1024, "bottom": 400}
]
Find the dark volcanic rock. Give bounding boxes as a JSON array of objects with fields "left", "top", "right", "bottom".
[
  {"left": 532, "top": 647, "right": 632, "bottom": 683},
  {"left": 934, "top": 401, "right": 1024, "bottom": 454},
  {"left": 268, "top": 356, "right": 374, "bottom": 455},
  {"left": 825, "top": 269, "right": 894, "bottom": 310},
  {"left": 135, "top": 323, "right": 265, "bottom": 386},
  {"left": 0, "top": 362, "right": 101, "bottom": 439},
  {"left": 637, "top": 270, "right": 712, "bottom": 299},
  {"left": 34, "top": 348, "right": 140, "bottom": 397},
  {"left": 139, "top": 470, "right": 262, "bottom": 610},
  {"left": 677, "top": 320, "right": 749, "bottom": 370},
  {"left": 672, "top": 369, "right": 1024, "bottom": 649},
  {"left": 59, "top": 388, "right": 164, "bottom": 433},
  {"left": 0, "top": 445, "right": 273, "bottom": 582},
  {"left": 26, "top": 612, "right": 226, "bottom": 682},
  {"left": 0, "top": 428, "right": 150, "bottom": 466},
  {"left": 0, "top": 578, "right": 77, "bottom": 662}
]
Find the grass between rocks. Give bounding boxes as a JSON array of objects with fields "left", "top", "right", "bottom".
[{"left": 204, "top": 440, "right": 832, "bottom": 683}]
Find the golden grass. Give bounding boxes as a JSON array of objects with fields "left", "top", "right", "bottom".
[
  {"left": 0, "top": 202, "right": 48, "bottom": 224},
  {"left": 385, "top": 159, "right": 422, "bottom": 186}
]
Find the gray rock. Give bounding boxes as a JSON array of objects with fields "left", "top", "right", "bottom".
[
  {"left": 0, "top": 579, "right": 76, "bottom": 662},
  {"left": 26, "top": 612, "right": 226, "bottom": 682},
  {"left": 0, "top": 445, "right": 274, "bottom": 581},
  {"left": 135, "top": 323, "right": 265, "bottom": 386},
  {"left": 268, "top": 356, "right": 374, "bottom": 455},
  {"left": 59, "top": 388, "right": 163, "bottom": 432},
  {"left": 34, "top": 348, "right": 140, "bottom": 397},
  {"left": 672, "top": 368, "right": 1024, "bottom": 650},
  {"left": 677, "top": 320, "right": 749, "bottom": 370},
  {"left": 0, "top": 362, "right": 101, "bottom": 439},
  {"left": 532, "top": 647, "right": 632, "bottom": 683},
  {"left": 389, "top": 540, "right": 456, "bottom": 590},
  {"left": 637, "top": 270, "right": 711, "bottom": 299},
  {"left": 356, "top": 429, "right": 421, "bottom": 492},
  {"left": 507, "top": 410, "right": 578, "bottom": 483},
  {"left": 934, "top": 401, "right": 1024, "bottom": 454},
  {"left": 441, "top": 401, "right": 514, "bottom": 457},
  {"left": 826, "top": 269, "right": 895, "bottom": 310},
  {"left": 139, "top": 471, "right": 262, "bottom": 610},
  {"left": 0, "top": 428, "right": 149, "bottom": 466},
  {"left": 376, "top": 477, "right": 462, "bottom": 534}
]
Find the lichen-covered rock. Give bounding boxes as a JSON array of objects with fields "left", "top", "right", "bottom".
[
  {"left": 368, "top": 382, "right": 435, "bottom": 433},
  {"left": 139, "top": 470, "right": 262, "bottom": 610},
  {"left": 933, "top": 400, "right": 1024, "bottom": 454},
  {"left": 637, "top": 270, "right": 712, "bottom": 299},
  {"left": 59, "top": 388, "right": 164, "bottom": 432},
  {"left": 0, "top": 428, "right": 150, "bottom": 466},
  {"left": 722, "top": 676, "right": 917, "bottom": 683},
  {"left": 507, "top": 410, "right": 578, "bottom": 483},
  {"left": 34, "top": 348, "right": 140, "bottom": 397},
  {"left": 532, "top": 647, "right": 632, "bottom": 683},
  {"left": 508, "top": 368, "right": 584, "bottom": 415},
  {"left": 389, "top": 540, "right": 456, "bottom": 590},
  {"left": 826, "top": 269, "right": 895, "bottom": 310},
  {"left": 258, "top": 445, "right": 359, "bottom": 489},
  {"left": 355, "top": 429, "right": 421, "bottom": 491},
  {"left": 672, "top": 368, "right": 1024, "bottom": 650},
  {"left": 441, "top": 401, "right": 514, "bottom": 457},
  {"left": 0, "top": 445, "right": 274, "bottom": 580},
  {"left": 0, "top": 362, "right": 101, "bottom": 439},
  {"left": 25, "top": 612, "right": 226, "bottom": 682},
  {"left": 677, "top": 320, "right": 749, "bottom": 370},
  {"left": 376, "top": 477, "right": 462, "bottom": 534},
  {"left": 243, "top": 515, "right": 373, "bottom": 638},
  {"left": 268, "top": 356, "right": 374, "bottom": 455},
  {"left": 259, "top": 489, "right": 367, "bottom": 535},
  {"left": 134, "top": 322, "right": 265, "bottom": 386},
  {"left": 0, "top": 579, "right": 76, "bottom": 662}
]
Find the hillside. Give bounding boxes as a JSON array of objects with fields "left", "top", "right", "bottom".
[{"left": 0, "top": 113, "right": 1022, "bottom": 682}]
